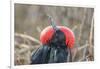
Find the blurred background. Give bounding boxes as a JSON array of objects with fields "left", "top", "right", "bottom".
[{"left": 14, "top": 3, "right": 94, "bottom": 65}]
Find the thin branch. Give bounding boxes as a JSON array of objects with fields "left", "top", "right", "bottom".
[
  {"left": 89, "top": 15, "right": 94, "bottom": 47},
  {"left": 72, "top": 25, "right": 77, "bottom": 31},
  {"left": 72, "top": 48, "right": 78, "bottom": 61},
  {"left": 77, "top": 43, "right": 89, "bottom": 51},
  {"left": 15, "top": 33, "right": 41, "bottom": 44},
  {"left": 87, "top": 14, "right": 94, "bottom": 61},
  {"left": 78, "top": 9, "right": 87, "bottom": 42}
]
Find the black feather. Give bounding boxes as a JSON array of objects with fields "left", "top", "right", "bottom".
[
  {"left": 31, "top": 45, "right": 50, "bottom": 64},
  {"left": 31, "top": 29, "right": 71, "bottom": 64}
]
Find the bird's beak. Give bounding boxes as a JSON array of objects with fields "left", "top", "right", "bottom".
[{"left": 47, "top": 15, "right": 59, "bottom": 32}]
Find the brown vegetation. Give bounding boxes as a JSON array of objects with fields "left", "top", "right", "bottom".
[{"left": 14, "top": 4, "right": 94, "bottom": 65}]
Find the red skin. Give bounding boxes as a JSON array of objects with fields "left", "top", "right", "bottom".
[{"left": 40, "top": 26, "right": 75, "bottom": 48}]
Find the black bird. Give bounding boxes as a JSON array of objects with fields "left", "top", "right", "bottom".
[{"left": 30, "top": 16, "right": 75, "bottom": 64}]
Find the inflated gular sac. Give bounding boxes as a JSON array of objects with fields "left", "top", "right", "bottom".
[{"left": 40, "top": 26, "right": 75, "bottom": 48}]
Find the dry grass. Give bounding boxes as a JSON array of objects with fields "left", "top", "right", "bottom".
[{"left": 14, "top": 4, "right": 94, "bottom": 65}]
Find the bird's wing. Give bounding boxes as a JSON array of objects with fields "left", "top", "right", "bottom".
[{"left": 31, "top": 45, "right": 50, "bottom": 64}]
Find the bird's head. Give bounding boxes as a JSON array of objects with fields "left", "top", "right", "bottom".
[{"left": 40, "top": 26, "right": 75, "bottom": 49}]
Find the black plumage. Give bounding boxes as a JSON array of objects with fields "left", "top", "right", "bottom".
[{"left": 31, "top": 29, "right": 71, "bottom": 64}]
